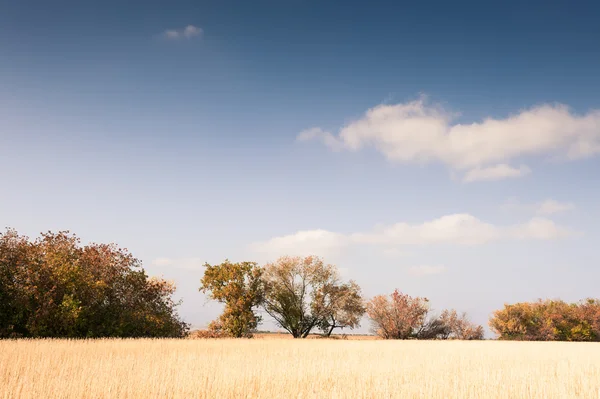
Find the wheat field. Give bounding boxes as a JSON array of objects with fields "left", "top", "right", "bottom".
[{"left": 2, "top": 338, "right": 600, "bottom": 399}]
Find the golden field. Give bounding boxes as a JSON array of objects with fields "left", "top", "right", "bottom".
[{"left": 2, "top": 338, "right": 600, "bottom": 399}]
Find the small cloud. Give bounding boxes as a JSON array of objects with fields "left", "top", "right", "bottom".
[
  {"left": 510, "top": 218, "right": 574, "bottom": 240},
  {"left": 463, "top": 164, "right": 531, "bottom": 183},
  {"left": 502, "top": 198, "right": 575, "bottom": 215},
  {"left": 183, "top": 25, "right": 202, "bottom": 38},
  {"left": 536, "top": 199, "right": 575, "bottom": 215},
  {"left": 297, "top": 128, "right": 344, "bottom": 151},
  {"left": 250, "top": 229, "right": 347, "bottom": 259},
  {"left": 408, "top": 265, "right": 446, "bottom": 276},
  {"left": 163, "top": 25, "right": 203, "bottom": 40},
  {"left": 164, "top": 30, "right": 181, "bottom": 39}
]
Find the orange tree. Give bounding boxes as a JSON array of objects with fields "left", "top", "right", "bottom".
[
  {"left": 367, "top": 290, "right": 483, "bottom": 340},
  {"left": 490, "top": 299, "right": 600, "bottom": 341}
]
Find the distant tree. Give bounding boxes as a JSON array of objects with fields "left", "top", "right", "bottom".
[
  {"left": 0, "top": 228, "right": 188, "bottom": 338},
  {"left": 415, "top": 315, "right": 450, "bottom": 340},
  {"left": 366, "top": 290, "right": 483, "bottom": 340},
  {"left": 576, "top": 299, "right": 600, "bottom": 340},
  {"left": 438, "top": 309, "right": 484, "bottom": 340},
  {"left": 314, "top": 280, "right": 365, "bottom": 337},
  {"left": 489, "top": 299, "right": 600, "bottom": 341},
  {"left": 261, "top": 256, "right": 363, "bottom": 338},
  {"left": 366, "top": 290, "right": 430, "bottom": 339},
  {"left": 200, "top": 260, "right": 264, "bottom": 338}
]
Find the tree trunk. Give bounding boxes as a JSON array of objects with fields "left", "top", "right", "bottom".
[{"left": 326, "top": 325, "right": 335, "bottom": 337}]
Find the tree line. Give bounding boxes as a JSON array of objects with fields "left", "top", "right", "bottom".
[
  {"left": 200, "top": 256, "right": 484, "bottom": 340},
  {"left": 490, "top": 299, "right": 600, "bottom": 341},
  {"left": 200, "top": 256, "right": 600, "bottom": 341},
  {"left": 3, "top": 228, "right": 599, "bottom": 341}
]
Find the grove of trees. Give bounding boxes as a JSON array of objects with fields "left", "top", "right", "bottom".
[
  {"left": 366, "top": 289, "right": 484, "bottom": 340},
  {"left": 4, "top": 226, "right": 597, "bottom": 343},
  {"left": 0, "top": 229, "right": 188, "bottom": 338},
  {"left": 489, "top": 299, "right": 600, "bottom": 341},
  {"left": 200, "top": 255, "right": 484, "bottom": 340}
]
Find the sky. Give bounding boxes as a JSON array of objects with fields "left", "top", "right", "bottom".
[{"left": 1, "top": 0, "right": 600, "bottom": 335}]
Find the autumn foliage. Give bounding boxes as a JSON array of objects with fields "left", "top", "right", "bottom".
[
  {"left": 199, "top": 260, "right": 264, "bottom": 338},
  {"left": 0, "top": 228, "right": 188, "bottom": 338},
  {"left": 489, "top": 299, "right": 600, "bottom": 341},
  {"left": 366, "top": 290, "right": 483, "bottom": 340},
  {"left": 261, "top": 256, "right": 366, "bottom": 338}
]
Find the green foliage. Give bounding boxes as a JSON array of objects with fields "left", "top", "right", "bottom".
[
  {"left": 314, "top": 280, "right": 366, "bottom": 337},
  {"left": 200, "top": 260, "right": 264, "bottom": 338},
  {"left": 0, "top": 228, "right": 188, "bottom": 338},
  {"left": 261, "top": 256, "right": 365, "bottom": 338},
  {"left": 489, "top": 299, "right": 600, "bottom": 341}
]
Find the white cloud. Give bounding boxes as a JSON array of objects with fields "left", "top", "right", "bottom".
[
  {"left": 351, "top": 214, "right": 500, "bottom": 246},
  {"left": 408, "top": 265, "right": 446, "bottom": 276},
  {"left": 164, "top": 30, "right": 181, "bottom": 39},
  {"left": 501, "top": 198, "right": 576, "bottom": 215},
  {"left": 151, "top": 257, "right": 205, "bottom": 270},
  {"left": 463, "top": 164, "right": 531, "bottom": 183},
  {"left": 183, "top": 25, "right": 202, "bottom": 38},
  {"left": 250, "top": 229, "right": 347, "bottom": 259},
  {"left": 252, "top": 214, "right": 574, "bottom": 255},
  {"left": 509, "top": 218, "right": 573, "bottom": 240},
  {"left": 163, "top": 25, "right": 203, "bottom": 40},
  {"left": 536, "top": 199, "right": 575, "bottom": 215},
  {"left": 297, "top": 128, "right": 344, "bottom": 151},
  {"left": 298, "top": 97, "right": 600, "bottom": 181}
]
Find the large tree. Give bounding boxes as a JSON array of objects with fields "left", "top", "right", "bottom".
[
  {"left": 366, "top": 290, "right": 430, "bottom": 339},
  {"left": 200, "top": 260, "right": 264, "bottom": 338},
  {"left": 261, "top": 255, "right": 364, "bottom": 338},
  {"left": 0, "top": 228, "right": 188, "bottom": 338},
  {"left": 314, "top": 280, "right": 365, "bottom": 337}
]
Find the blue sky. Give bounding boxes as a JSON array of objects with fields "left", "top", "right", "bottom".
[{"left": 2, "top": 0, "right": 600, "bottom": 334}]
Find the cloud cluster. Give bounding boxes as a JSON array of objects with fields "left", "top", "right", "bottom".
[
  {"left": 164, "top": 25, "right": 203, "bottom": 40},
  {"left": 297, "top": 98, "right": 600, "bottom": 182},
  {"left": 251, "top": 213, "right": 574, "bottom": 258}
]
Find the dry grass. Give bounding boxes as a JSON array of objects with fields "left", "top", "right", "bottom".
[
  {"left": 252, "top": 332, "right": 379, "bottom": 340},
  {"left": 2, "top": 338, "right": 600, "bottom": 398}
]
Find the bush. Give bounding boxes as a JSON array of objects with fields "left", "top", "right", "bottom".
[
  {"left": 189, "top": 329, "right": 230, "bottom": 339},
  {"left": 366, "top": 290, "right": 484, "bottom": 340},
  {"left": 489, "top": 299, "right": 600, "bottom": 341},
  {"left": 0, "top": 228, "right": 189, "bottom": 338}
]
